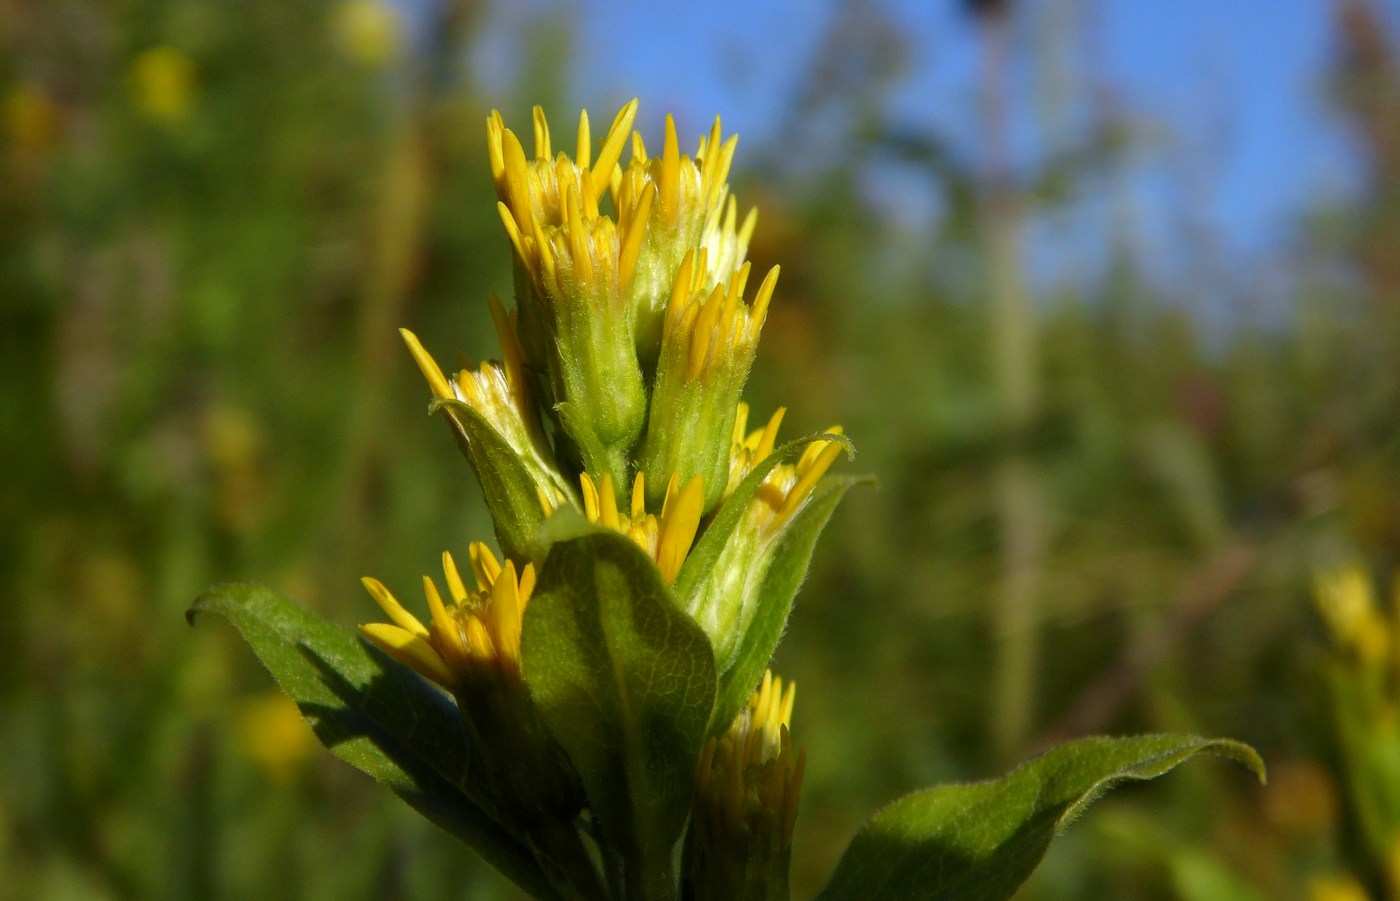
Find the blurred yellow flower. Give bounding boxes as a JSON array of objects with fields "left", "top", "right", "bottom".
[
  {"left": 235, "top": 692, "right": 316, "bottom": 783},
  {"left": 1308, "top": 874, "right": 1371, "bottom": 901},
  {"left": 4, "top": 81, "right": 61, "bottom": 155},
  {"left": 202, "top": 404, "right": 266, "bottom": 532},
  {"left": 128, "top": 47, "right": 196, "bottom": 123},
  {"left": 1314, "top": 565, "right": 1390, "bottom": 665},
  {"left": 334, "top": 0, "right": 402, "bottom": 67}
]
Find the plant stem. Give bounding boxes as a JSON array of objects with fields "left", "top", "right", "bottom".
[{"left": 978, "top": 5, "right": 1047, "bottom": 760}]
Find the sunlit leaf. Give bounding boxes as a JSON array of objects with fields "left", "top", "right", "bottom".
[
  {"left": 521, "top": 532, "right": 717, "bottom": 899},
  {"left": 817, "top": 734, "right": 1265, "bottom": 901}
]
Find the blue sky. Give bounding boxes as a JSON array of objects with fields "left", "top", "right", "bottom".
[{"left": 457, "top": 0, "right": 1374, "bottom": 304}]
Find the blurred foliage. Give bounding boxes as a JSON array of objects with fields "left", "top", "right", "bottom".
[{"left": 3, "top": 0, "right": 1399, "bottom": 899}]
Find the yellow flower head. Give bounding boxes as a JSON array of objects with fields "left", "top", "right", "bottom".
[
  {"left": 541, "top": 471, "right": 704, "bottom": 585},
  {"left": 638, "top": 249, "right": 775, "bottom": 510},
  {"left": 697, "top": 670, "right": 805, "bottom": 843},
  {"left": 729, "top": 403, "right": 845, "bottom": 537},
  {"left": 128, "top": 47, "right": 196, "bottom": 123},
  {"left": 1313, "top": 565, "right": 1390, "bottom": 665},
  {"left": 490, "top": 101, "right": 649, "bottom": 319},
  {"left": 360, "top": 543, "right": 535, "bottom": 689},
  {"left": 398, "top": 299, "right": 572, "bottom": 503},
  {"left": 662, "top": 249, "right": 774, "bottom": 385},
  {"left": 613, "top": 114, "right": 750, "bottom": 350},
  {"left": 489, "top": 100, "right": 637, "bottom": 235},
  {"left": 615, "top": 114, "right": 737, "bottom": 250},
  {"left": 491, "top": 102, "right": 654, "bottom": 455}
]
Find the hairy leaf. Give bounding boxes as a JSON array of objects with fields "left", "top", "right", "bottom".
[
  {"left": 187, "top": 584, "right": 560, "bottom": 901},
  {"left": 432, "top": 397, "right": 552, "bottom": 562},
  {"left": 710, "top": 475, "right": 867, "bottom": 734},
  {"left": 817, "top": 734, "right": 1265, "bottom": 901},
  {"left": 522, "top": 532, "right": 717, "bottom": 900}
]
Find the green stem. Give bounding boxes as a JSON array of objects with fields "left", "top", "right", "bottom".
[{"left": 979, "top": 8, "right": 1046, "bottom": 760}]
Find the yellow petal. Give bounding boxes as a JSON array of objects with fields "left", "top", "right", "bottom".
[
  {"left": 592, "top": 98, "right": 638, "bottom": 202},
  {"left": 441, "top": 551, "right": 469, "bottom": 604},
  {"left": 359, "top": 623, "right": 453, "bottom": 686},
  {"left": 469, "top": 542, "right": 502, "bottom": 591},
  {"left": 657, "top": 476, "right": 704, "bottom": 584},
  {"left": 399, "top": 329, "right": 453, "bottom": 400},
  {"left": 422, "top": 576, "right": 460, "bottom": 658},
  {"left": 360, "top": 576, "right": 429, "bottom": 639},
  {"left": 777, "top": 438, "right": 843, "bottom": 522},
  {"left": 490, "top": 561, "right": 522, "bottom": 664}
]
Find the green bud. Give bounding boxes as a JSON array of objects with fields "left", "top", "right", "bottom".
[
  {"left": 683, "top": 671, "right": 803, "bottom": 901},
  {"left": 640, "top": 252, "right": 776, "bottom": 513}
]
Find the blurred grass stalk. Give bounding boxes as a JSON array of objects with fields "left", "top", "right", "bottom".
[{"left": 978, "top": 1, "right": 1047, "bottom": 760}]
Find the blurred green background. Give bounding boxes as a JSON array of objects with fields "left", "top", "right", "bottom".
[{"left": 4, "top": 0, "right": 1400, "bottom": 898}]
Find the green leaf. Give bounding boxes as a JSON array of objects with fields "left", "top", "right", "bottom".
[
  {"left": 673, "top": 432, "right": 854, "bottom": 604},
  {"left": 431, "top": 397, "right": 550, "bottom": 562},
  {"left": 817, "top": 734, "right": 1266, "bottom": 901},
  {"left": 187, "top": 583, "right": 562, "bottom": 901},
  {"left": 709, "top": 475, "right": 867, "bottom": 734},
  {"left": 521, "top": 532, "right": 718, "bottom": 901}
]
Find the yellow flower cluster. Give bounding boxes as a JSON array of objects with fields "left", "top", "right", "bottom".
[
  {"left": 729, "top": 402, "right": 846, "bottom": 538},
  {"left": 360, "top": 543, "right": 534, "bottom": 689},
  {"left": 696, "top": 670, "right": 805, "bottom": 844}
]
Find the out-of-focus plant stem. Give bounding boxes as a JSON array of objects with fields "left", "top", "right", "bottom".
[
  {"left": 978, "top": 4, "right": 1047, "bottom": 761},
  {"left": 338, "top": 120, "right": 432, "bottom": 564}
]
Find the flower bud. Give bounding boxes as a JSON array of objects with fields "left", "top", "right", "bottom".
[
  {"left": 359, "top": 544, "right": 582, "bottom": 820},
  {"left": 399, "top": 301, "right": 574, "bottom": 556},
  {"left": 493, "top": 105, "right": 653, "bottom": 476},
  {"left": 640, "top": 251, "right": 775, "bottom": 512},
  {"left": 613, "top": 115, "right": 747, "bottom": 364},
  {"left": 684, "top": 670, "right": 804, "bottom": 901}
]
